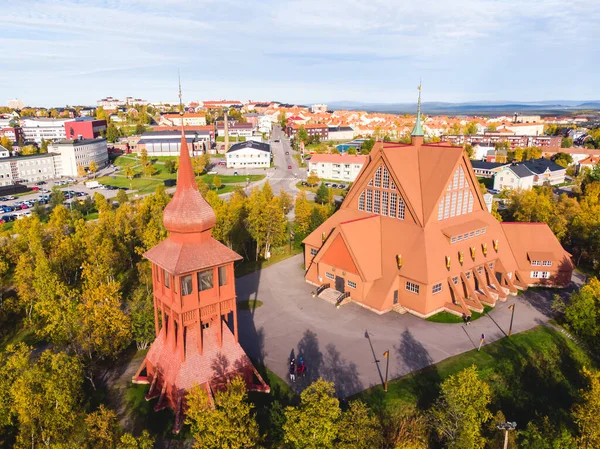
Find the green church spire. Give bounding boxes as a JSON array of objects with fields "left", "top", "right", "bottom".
[{"left": 411, "top": 82, "right": 424, "bottom": 137}]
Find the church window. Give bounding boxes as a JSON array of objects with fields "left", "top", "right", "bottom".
[
  {"left": 462, "top": 190, "right": 469, "bottom": 214},
  {"left": 218, "top": 266, "right": 227, "bottom": 286},
  {"left": 390, "top": 180, "right": 396, "bottom": 190},
  {"left": 432, "top": 283, "right": 442, "bottom": 294},
  {"left": 181, "top": 275, "right": 193, "bottom": 296},
  {"left": 452, "top": 276, "right": 459, "bottom": 284},
  {"left": 366, "top": 190, "right": 373, "bottom": 212},
  {"left": 326, "top": 272, "right": 334, "bottom": 280},
  {"left": 198, "top": 269, "right": 213, "bottom": 291},
  {"left": 459, "top": 166, "right": 465, "bottom": 188},
  {"left": 466, "top": 272, "right": 471, "bottom": 280},
  {"left": 443, "top": 193, "right": 451, "bottom": 219},
  {"left": 450, "top": 191, "right": 458, "bottom": 217},
  {"left": 310, "top": 248, "right": 318, "bottom": 256},
  {"left": 390, "top": 193, "right": 397, "bottom": 218},
  {"left": 398, "top": 198, "right": 405, "bottom": 220},
  {"left": 452, "top": 168, "right": 459, "bottom": 189},
  {"left": 437, "top": 198, "right": 444, "bottom": 220},
  {"left": 382, "top": 191, "right": 389, "bottom": 216},
  {"left": 374, "top": 166, "right": 382, "bottom": 187},
  {"left": 164, "top": 269, "right": 170, "bottom": 288},
  {"left": 368, "top": 178, "right": 373, "bottom": 186},
  {"left": 467, "top": 191, "right": 474, "bottom": 213},
  {"left": 374, "top": 191, "right": 380, "bottom": 214},
  {"left": 347, "top": 280, "right": 357, "bottom": 289},
  {"left": 382, "top": 167, "right": 390, "bottom": 189},
  {"left": 358, "top": 191, "right": 365, "bottom": 211},
  {"left": 406, "top": 281, "right": 419, "bottom": 294}
]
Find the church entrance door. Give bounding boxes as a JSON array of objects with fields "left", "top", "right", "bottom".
[{"left": 335, "top": 276, "right": 345, "bottom": 293}]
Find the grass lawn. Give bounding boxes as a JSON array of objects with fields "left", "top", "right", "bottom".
[
  {"left": 237, "top": 299, "right": 264, "bottom": 311},
  {"left": 201, "top": 174, "right": 265, "bottom": 184},
  {"left": 235, "top": 245, "right": 302, "bottom": 278},
  {"left": 216, "top": 136, "right": 246, "bottom": 142},
  {"left": 96, "top": 175, "right": 166, "bottom": 195},
  {"left": 426, "top": 305, "right": 493, "bottom": 323},
  {"left": 293, "top": 154, "right": 306, "bottom": 168},
  {"left": 355, "top": 325, "right": 593, "bottom": 430}
]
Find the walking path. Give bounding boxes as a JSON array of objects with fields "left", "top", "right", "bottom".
[{"left": 236, "top": 254, "right": 570, "bottom": 397}]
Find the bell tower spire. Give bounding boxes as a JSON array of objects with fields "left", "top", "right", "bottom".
[{"left": 411, "top": 81, "right": 424, "bottom": 146}]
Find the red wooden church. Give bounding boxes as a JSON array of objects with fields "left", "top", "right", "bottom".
[{"left": 133, "top": 122, "right": 269, "bottom": 432}]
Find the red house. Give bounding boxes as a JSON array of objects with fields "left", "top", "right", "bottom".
[
  {"left": 133, "top": 125, "right": 269, "bottom": 432},
  {"left": 64, "top": 118, "right": 107, "bottom": 140}
]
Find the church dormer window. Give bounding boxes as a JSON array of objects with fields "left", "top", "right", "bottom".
[
  {"left": 359, "top": 192, "right": 365, "bottom": 211},
  {"left": 164, "top": 269, "right": 170, "bottom": 288},
  {"left": 398, "top": 198, "right": 405, "bottom": 220},
  {"left": 382, "top": 167, "right": 389, "bottom": 189},
  {"left": 374, "top": 167, "right": 382, "bottom": 187},
  {"left": 198, "top": 269, "right": 214, "bottom": 291},
  {"left": 438, "top": 166, "right": 475, "bottom": 220},
  {"left": 218, "top": 266, "right": 228, "bottom": 286},
  {"left": 181, "top": 275, "right": 193, "bottom": 296},
  {"left": 366, "top": 190, "right": 373, "bottom": 212}
]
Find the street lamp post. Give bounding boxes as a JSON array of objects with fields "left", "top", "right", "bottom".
[
  {"left": 508, "top": 304, "right": 515, "bottom": 337},
  {"left": 383, "top": 350, "right": 390, "bottom": 392},
  {"left": 497, "top": 421, "right": 517, "bottom": 449}
]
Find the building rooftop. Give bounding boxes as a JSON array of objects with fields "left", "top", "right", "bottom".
[
  {"left": 309, "top": 153, "right": 368, "bottom": 164},
  {"left": 227, "top": 140, "right": 270, "bottom": 153}
]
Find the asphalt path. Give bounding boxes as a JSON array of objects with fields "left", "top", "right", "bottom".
[{"left": 236, "top": 254, "right": 578, "bottom": 398}]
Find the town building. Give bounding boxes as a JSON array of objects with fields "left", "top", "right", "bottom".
[
  {"left": 7, "top": 98, "right": 24, "bottom": 110},
  {"left": 97, "top": 96, "right": 148, "bottom": 109},
  {"left": 493, "top": 159, "right": 566, "bottom": 191},
  {"left": 311, "top": 104, "right": 328, "bottom": 113},
  {"left": 159, "top": 113, "right": 207, "bottom": 127},
  {"left": 132, "top": 126, "right": 268, "bottom": 432},
  {"left": 64, "top": 118, "right": 107, "bottom": 140},
  {"left": 0, "top": 145, "right": 10, "bottom": 158},
  {"left": 137, "top": 129, "right": 212, "bottom": 156},
  {"left": 286, "top": 123, "right": 328, "bottom": 140},
  {"left": 216, "top": 122, "right": 254, "bottom": 138},
  {"left": 327, "top": 125, "right": 355, "bottom": 141},
  {"left": 0, "top": 126, "right": 24, "bottom": 143},
  {"left": 0, "top": 153, "right": 59, "bottom": 185},
  {"left": 201, "top": 100, "right": 242, "bottom": 109},
  {"left": 442, "top": 134, "right": 562, "bottom": 149},
  {"left": 226, "top": 140, "right": 271, "bottom": 168},
  {"left": 470, "top": 161, "right": 509, "bottom": 178},
  {"left": 307, "top": 154, "right": 367, "bottom": 182},
  {"left": 48, "top": 138, "right": 109, "bottom": 177},
  {"left": 20, "top": 118, "right": 71, "bottom": 142},
  {"left": 303, "top": 90, "right": 573, "bottom": 318}
]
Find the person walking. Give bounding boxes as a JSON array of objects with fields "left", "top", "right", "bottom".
[
  {"left": 289, "top": 357, "right": 296, "bottom": 382},
  {"left": 466, "top": 314, "right": 472, "bottom": 326}
]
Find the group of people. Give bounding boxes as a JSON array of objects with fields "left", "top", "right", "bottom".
[
  {"left": 462, "top": 313, "right": 472, "bottom": 325},
  {"left": 289, "top": 356, "right": 306, "bottom": 382}
]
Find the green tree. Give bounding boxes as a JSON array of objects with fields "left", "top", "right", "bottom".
[
  {"left": 164, "top": 159, "right": 176, "bottom": 173},
  {"left": 307, "top": 171, "right": 320, "bottom": 186},
  {"left": 129, "top": 286, "right": 155, "bottom": 350},
  {"left": 347, "top": 147, "right": 358, "bottom": 155},
  {"left": 9, "top": 346, "right": 84, "bottom": 448},
  {"left": 297, "top": 126, "right": 309, "bottom": 144},
  {"left": 518, "top": 416, "right": 576, "bottom": 449},
  {"left": 360, "top": 138, "right": 375, "bottom": 154},
  {"left": 116, "top": 188, "right": 128, "bottom": 205},
  {"left": 85, "top": 404, "right": 119, "bottom": 449},
  {"left": 50, "top": 185, "right": 65, "bottom": 208},
  {"left": 106, "top": 124, "right": 120, "bottom": 143},
  {"left": 464, "top": 143, "right": 475, "bottom": 159},
  {"left": 487, "top": 123, "right": 497, "bottom": 132},
  {"left": 337, "top": 400, "right": 383, "bottom": 449},
  {"left": 21, "top": 144, "right": 38, "bottom": 155},
  {"left": 185, "top": 376, "right": 260, "bottom": 449},
  {"left": 523, "top": 146, "right": 542, "bottom": 160},
  {"left": 213, "top": 175, "right": 222, "bottom": 191},
  {"left": 0, "top": 135, "right": 13, "bottom": 150},
  {"left": 464, "top": 121, "right": 478, "bottom": 135},
  {"left": 192, "top": 155, "right": 208, "bottom": 175},
  {"left": 134, "top": 124, "right": 146, "bottom": 135},
  {"left": 562, "top": 137, "right": 574, "bottom": 148},
  {"left": 553, "top": 152, "right": 574, "bottom": 168},
  {"left": 40, "top": 138, "right": 49, "bottom": 153},
  {"left": 563, "top": 278, "right": 600, "bottom": 341},
  {"left": 116, "top": 431, "right": 155, "bottom": 449},
  {"left": 429, "top": 365, "right": 492, "bottom": 449},
  {"left": 283, "top": 378, "right": 341, "bottom": 449},
  {"left": 278, "top": 111, "right": 287, "bottom": 128},
  {"left": 294, "top": 191, "right": 312, "bottom": 237},
  {"left": 573, "top": 367, "right": 600, "bottom": 448},
  {"left": 315, "top": 183, "right": 331, "bottom": 204}
]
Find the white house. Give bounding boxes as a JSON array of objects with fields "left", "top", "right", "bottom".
[
  {"left": 226, "top": 140, "right": 271, "bottom": 168},
  {"left": 20, "top": 118, "right": 72, "bottom": 142},
  {"left": 49, "top": 138, "right": 109, "bottom": 177},
  {"left": 327, "top": 126, "right": 355, "bottom": 141},
  {"left": 0, "top": 153, "right": 59, "bottom": 186},
  {"left": 307, "top": 154, "right": 367, "bottom": 182},
  {"left": 493, "top": 158, "right": 566, "bottom": 191}
]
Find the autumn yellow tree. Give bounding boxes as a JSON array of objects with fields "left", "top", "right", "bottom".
[{"left": 89, "top": 160, "right": 98, "bottom": 173}]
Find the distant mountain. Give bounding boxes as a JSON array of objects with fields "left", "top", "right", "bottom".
[{"left": 326, "top": 100, "right": 600, "bottom": 116}]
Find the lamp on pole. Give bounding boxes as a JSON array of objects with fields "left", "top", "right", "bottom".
[
  {"left": 508, "top": 304, "right": 515, "bottom": 337},
  {"left": 383, "top": 350, "right": 390, "bottom": 392},
  {"left": 497, "top": 421, "right": 517, "bottom": 449}
]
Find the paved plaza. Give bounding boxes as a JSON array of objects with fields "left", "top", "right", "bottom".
[{"left": 236, "top": 254, "right": 573, "bottom": 398}]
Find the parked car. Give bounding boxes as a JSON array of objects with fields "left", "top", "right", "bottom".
[
  {"left": 1, "top": 214, "right": 15, "bottom": 222},
  {"left": 488, "top": 189, "right": 500, "bottom": 195},
  {"left": 218, "top": 161, "right": 226, "bottom": 166},
  {"left": 233, "top": 171, "right": 238, "bottom": 176},
  {"left": 76, "top": 191, "right": 87, "bottom": 197},
  {"left": 325, "top": 183, "right": 332, "bottom": 187},
  {"left": 5, "top": 196, "right": 15, "bottom": 200},
  {"left": 40, "top": 188, "right": 49, "bottom": 193},
  {"left": 337, "top": 184, "right": 346, "bottom": 189},
  {"left": 331, "top": 183, "right": 338, "bottom": 188},
  {"left": 0, "top": 197, "right": 7, "bottom": 201},
  {"left": 31, "top": 186, "right": 40, "bottom": 191},
  {"left": 36, "top": 181, "right": 47, "bottom": 185},
  {"left": 287, "top": 165, "right": 292, "bottom": 170},
  {"left": 207, "top": 171, "right": 217, "bottom": 175},
  {"left": 285, "top": 151, "right": 289, "bottom": 155}
]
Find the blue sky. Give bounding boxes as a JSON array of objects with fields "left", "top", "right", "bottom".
[{"left": 1, "top": 0, "right": 598, "bottom": 107}]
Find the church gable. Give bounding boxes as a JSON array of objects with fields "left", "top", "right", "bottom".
[
  {"left": 434, "top": 160, "right": 481, "bottom": 222},
  {"left": 320, "top": 234, "right": 360, "bottom": 276},
  {"left": 344, "top": 149, "right": 414, "bottom": 224}
]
